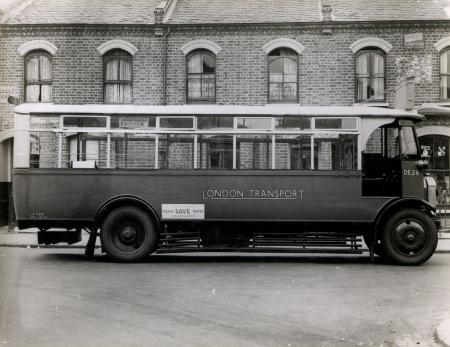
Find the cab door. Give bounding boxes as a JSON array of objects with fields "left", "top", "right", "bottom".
[{"left": 399, "top": 120, "right": 425, "bottom": 199}]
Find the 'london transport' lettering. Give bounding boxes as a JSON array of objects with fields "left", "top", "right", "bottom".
[{"left": 202, "top": 188, "right": 303, "bottom": 200}]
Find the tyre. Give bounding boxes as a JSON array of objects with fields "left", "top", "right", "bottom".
[
  {"left": 100, "top": 206, "right": 158, "bottom": 262},
  {"left": 381, "top": 208, "right": 438, "bottom": 265}
]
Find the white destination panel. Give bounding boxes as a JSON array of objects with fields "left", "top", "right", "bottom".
[{"left": 162, "top": 204, "right": 205, "bottom": 220}]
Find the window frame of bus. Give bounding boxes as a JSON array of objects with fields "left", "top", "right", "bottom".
[{"left": 38, "top": 114, "right": 360, "bottom": 170}]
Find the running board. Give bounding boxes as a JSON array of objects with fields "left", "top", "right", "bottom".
[{"left": 157, "top": 231, "right": 364, "bottom": 254}]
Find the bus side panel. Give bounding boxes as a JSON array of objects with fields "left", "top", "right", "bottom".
[{"left": 13, "top": 169, "right": 393, "bottom": 226}]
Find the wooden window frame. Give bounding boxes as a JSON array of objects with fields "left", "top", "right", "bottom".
[
  {"left": 440, "top": 47, "right": 450, "bottom": 101},
  {"left": 267, "top": 47, "right": 299, "bottom": 104},
  {"left": 186, "top": 50, "right": 216, "bottom": 104},
  {"left": 354, "top": 48, "right": 386, "bottom": 103},
  {"left": 103, "top": 49, "right": 133, "bottom": 104},
  {"left": 24, "top": 50, "right": 52, "bottom": 103}
]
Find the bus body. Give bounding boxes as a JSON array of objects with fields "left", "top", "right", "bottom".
[{"left": 12, "top": 104, "right": 439, "bottom": 264}]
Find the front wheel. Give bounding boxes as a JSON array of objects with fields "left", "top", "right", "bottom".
[
  {"left": 100, "top": 206, "right": 158, "bottom": 262},
  {"left": 381, "top": 209, "right": 438, "bottom": 265}
]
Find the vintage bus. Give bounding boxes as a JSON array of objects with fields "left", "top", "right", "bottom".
[{"left": 12, "top": 104, "right": 439, "bottom": 265}]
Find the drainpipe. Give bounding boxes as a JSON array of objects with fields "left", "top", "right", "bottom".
[{"left": 163, "top": 28, "right": 171, "bottom": 105}]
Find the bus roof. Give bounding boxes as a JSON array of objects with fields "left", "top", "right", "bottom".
[{"left": 15, "top": 103, "right": 423, "bottom": 119}]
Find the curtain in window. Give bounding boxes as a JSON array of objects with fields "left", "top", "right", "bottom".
[
  {"left": 355, "top": 51, "right": 385, "bottom": 102},
  {"left": 26, "top": 54, "right": 52, "bottom": 102},
  {"left": 187, "top": 51, "right": 215, "bottom": 102},
  {"left": 269, "top": 48, "right": 298, "bottom": 102},
  {"left": 441, "top": 50, "right": 450, "bottom": 99},
  {"left": 104, "top": 55, "right": 132, "bottom": 103}
]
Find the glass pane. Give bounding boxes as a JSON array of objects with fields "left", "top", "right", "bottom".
[
  {"left": 41, "top": 85, "right": 52, "bottom": 102},
  {"left": 106, "top": 59, "right": 119, "bottom": 80},
  {"left": 269, "top": 59, "right": 283, "bottom": 75},
  {"left": 237, "top": 118, "right": 271, "bottom": 130},
  {"left": 432, "top": 136, "right": 449, "bottom": 170},
  {"left": 110, "top": 133, "right": 155, "bottom": 169},
  {"left": 201, "top": 74, "right": 215, "bottom": 98},
  {"left": 119, "top": 59, "right": 131, "bottom": 80},
  {"left": 110, "top": 116, "right": 156, "bottom": 129},
  {"left": 31, "top": 116, "right": 59, "bottom": 129},
  {"left": 386, "top": 128, "right": 400, "bottom": 159},
  {"left": 275, "top": 116, "right": 311, "bottom": 130},
  {"left": 237, "top": 135, "right": 272, "bottom": 169},
  {"left": 26, "top": 57, "right": 39, "bottom": 81},
  {"left": 356, "top": 77, "right": 369, "bottom": 101},
  {"left": 158, "top": 134, "right": 194, "bottom": 169},
  {"left": 441, "top": 50, "right": 450, "bottom": 74},
  {"left": 372, "top": 77, "right": 384, "bottom": 100},
  {"left": 30, "top": 131, "right": 59, "bottom": 168},
  {"left": 275, "top": 135, "right": 311, "bottom": 170},
  {"left": 202, "top": 53, "right": 215, "bottom": 73},
  {"left": 26, "top": 85, "right": 40, "bottom": 102},
  {"left": 441, "top": 76, "right": 450, "bottom": 99},
  {"left": 283, "top": 83, "right": 297, "bottom": 99},
  {"left": 63, "top": 116, "right": 107, "bottom": 128},
  {"left": 356, "top": 53, "right": 369, "bottom": 76},
  {"left": 315, "top": 118, "right": 357, "bottom": 130},
  {"left": 400, "top": 127, "right": 419, "bottom": 157},
  {"left": 188, "top": 75, "right": 201, "bottom": 99},
  {"left": 372, "top": 52, "right": 384, "bottom": 74},
  {"left": 314, "top": 134, "right": 357, "bottom": 170},
  {"left": 159, "top": 117, "right": 194, "bottom": 129},
  {"left": 39, "top": 56, "right": 51, "bottom": 80},
  {"left": 269, "top": 83, "right": 282, "bottom": 100},
  {"left": 197, "top": 116, "right": 233, "bottom": 129},
  {"left": 62, "top": 132, "right": 107, "bottom": 168},
  {"left": 188, "top": 54, "right": 202, "bottom": 73},
  {"left": 197, "top": 135, "right": 233, "bottom": 169}
]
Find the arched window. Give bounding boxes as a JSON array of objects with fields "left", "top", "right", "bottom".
[
  {"left": 186, "top": 50, "right": 216, "bottom": 103},
  {"left": 25, "top": 50, "right": 52, "bottom": 102},
  {"left": 103, "top": 49, "right": 132, "bottom": 104},
  {"left": 355, "top": 48, "right": 385, "bottom": 102},
  {"left": 268, "top": 47, "right": 298, "bottom": 103},
  {"left": 440, "top": 48, "right": 450, "bottom": 100}
]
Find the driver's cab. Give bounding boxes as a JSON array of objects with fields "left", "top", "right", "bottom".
[{"left": 362, "top": 119, "right": 428, "bottom": 199}]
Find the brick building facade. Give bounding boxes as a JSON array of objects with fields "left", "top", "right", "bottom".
[{"left": 1, "top": 0, "right": 450, "bottom": 225}]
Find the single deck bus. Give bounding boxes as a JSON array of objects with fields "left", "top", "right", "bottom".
[{"left": 12, "top": 104, "right": 439, "bottom": 264}]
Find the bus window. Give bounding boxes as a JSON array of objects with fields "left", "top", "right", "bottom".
[
  {"left": 158, "top": 134, "right": 194, "bottom": 169},
  {"left": 315, "top": 118, "right": 357, "bottom": 130},
  {"left": 237, "top": 134, "right": 272, "bottom": 169},
  {"left": 275, "top": 116, "right": 311, "bottom": 130},
  {"left": 197, "top": 116, "right": 233, "bottom": 130},
  {"left": 29, "top": 131, "right": 59, "bottom": 168},
  {"left": 314, "top": 134, "right": 357, "bottom": 170},
  {"left": 110, "top": 115, "right": 156, "bottom": 129},
  {"left": 111, "top": 133, "right": 155, "bottom": 169},
  {"left": 197, "top": 135, "right": 233, "bottom": 169},
  {"left": 401, "top": 126, "right": 419, "bottom": 158},
  {"left": 159, "top": 117, "right": 194, "bottom": 129},
  {"left": 274, "top": 135, "right": 311, "bottom": 170},
  {"left": 237, "top": 117, "right": 271, "bottom": 130},
  {"left": 64, "top": 132, "right": 106, "bottom": 168}
]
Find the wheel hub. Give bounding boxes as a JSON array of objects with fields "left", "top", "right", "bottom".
[
  {"left": 394, "top": 220, "right": 426, "bottom": 255},
  {"left": 120, "top": 225, "right": 137, "bottom": 243}
]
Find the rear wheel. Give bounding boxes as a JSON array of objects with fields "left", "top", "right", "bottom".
[
  {"left": 381, "top": 209, "right": 438, "bottom": 265},
  {"left": 100, "top": 206, "right": 158, "bottom": 262}
]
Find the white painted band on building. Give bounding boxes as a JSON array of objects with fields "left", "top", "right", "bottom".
[
  {"left": 97, "top": 40, "right": 138, "bottom": 56},
  {"left": 349, "top": 37, "right": 393, "bottom": 53},
  {"left": 18, "top": 40, "right": 58, "bottom": 56},
  {"left": 180, "top": 39, "right": 222, "bottom": 55},
  {"left": 262, "top": 38, "right": 305, "bottom": 55}
]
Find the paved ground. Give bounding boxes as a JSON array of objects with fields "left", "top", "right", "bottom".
[{"left": 1, "top": 247, "right": 449, "bottom": 347}]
